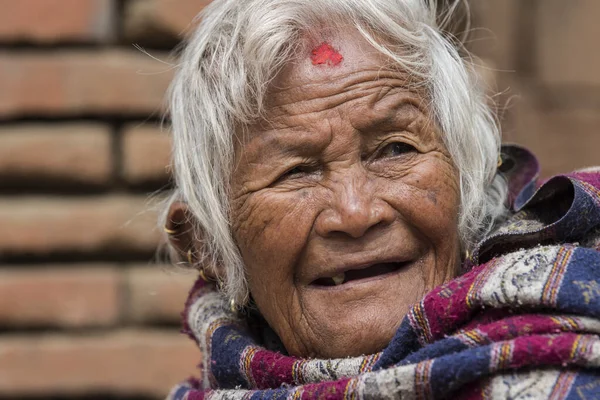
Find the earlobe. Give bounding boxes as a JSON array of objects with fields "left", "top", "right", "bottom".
[{"left": 165, "top": 201, "right": 219, "bottom": 282}]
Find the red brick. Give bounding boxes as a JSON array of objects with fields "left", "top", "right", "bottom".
[
  {"left": 0, "top": 124, "right": 112, "bottom": 186},
  {"left": 126, "top": 265, "right": 196, "bottom": 324},
  {"left": 0, "top": 330, "right": 199, "bottom": 397},
  {"left": 0, "top": 0, "right": 115, "bottom": 43},
  {"left": 511, "top": 92, "right": 600, "bottom": 177},
  {"left": 122, "top": 124, "right": 172, "bottom": 185},
  {"left": 536, "top": 0, "right": 600, "bottom": 86},
  {"left": 124, "top": 0, "right": 211, "bottom": 43},
  {"left": 0, "top": 50, "right": 173, "bottom": 118},
  {"left": 0, "top": 266, "right": 119, "bottom": 328},
  {"left": 0, "top": 196, "right": 162, "bottom": 256}
]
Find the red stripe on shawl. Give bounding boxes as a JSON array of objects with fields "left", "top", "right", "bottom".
[
  {"left": 471, "top": 314, "right": 584, "bottom": 343},
  {"left": 509, "top": 333, "right": 594, "bottom": 368},
  {"left": 542, "top": 246, "right": 573, "bottom": 306},
  {"left": 250, "top": 348, "right": 300, "bottom": 389},
  {"left": 570, "top": 171, "right": 600, "bottom": 190},
  {"left": 186, "top": 390, "right": 208, "bottom": 400},
  {"left": 416, "top": 265, "right": 482, "bottom": 343},
  {"left": 299, "top": 378, "right": 353, "bottom": 400},
  {"left": 548, "top": 371, "right": 577, "bottom": 400}
]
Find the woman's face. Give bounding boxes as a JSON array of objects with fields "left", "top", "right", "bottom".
[{"left": 230, "top": 31, "right": 461, "bottom": 358}]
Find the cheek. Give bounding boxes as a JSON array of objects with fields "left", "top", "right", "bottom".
[
  {"left": 384, "top": 158, "right": 460, "bottom": 245},
  {"left": 231, "top": 191, "right": 316, "bottom": 287}
]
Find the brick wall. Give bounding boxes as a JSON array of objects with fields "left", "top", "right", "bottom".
[
  {"left": 0, "top": 1, "right": 203, "bottom": 399},
  {"left": 0, "top": 1, "right": 598, "bottom": 399}
]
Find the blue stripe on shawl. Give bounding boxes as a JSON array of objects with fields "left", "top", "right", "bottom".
[
  {"left": 373, "top": 318, "right": 420, "bottom": 370},
  {"left": 566, "top": 371, "right": 600, "bottom": 399},
  {"left": 211, "top": 324, "right": 256, "bottom": 389},
  {"left": 428, "top": 345, "right": 491, "bottom": 398},
  {"left": 396, "top": 337, "right": 470, "bottom": 366},
  {"left": 558, "top": 247, "right": 600, "bottom": 318},
  {"left": 250, "top": 388, "right": 290, "bottom": 400},
  {"left": 170, "top": 385, "right": 191, "bottom": 400},
  {"left": 560, "top": 179, "right": 600, "bottom": 240}
]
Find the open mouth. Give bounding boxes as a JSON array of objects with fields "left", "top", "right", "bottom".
[{"left": 311, "top": 262, "right": 407, "bottom": 287}]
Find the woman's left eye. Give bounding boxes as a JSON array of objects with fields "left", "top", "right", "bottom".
[{"left": 379, "top": 142, "right": 417, "bottom": 158}]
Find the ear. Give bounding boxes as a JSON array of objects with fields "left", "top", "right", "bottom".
[{"left": 165, "top": 201, "right": 219, "bottom": 281}]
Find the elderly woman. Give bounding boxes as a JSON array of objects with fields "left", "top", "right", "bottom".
[{"left": 162, "top": 0, "right": 600, "bottom": 398}]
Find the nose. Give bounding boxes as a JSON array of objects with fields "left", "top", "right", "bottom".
[{"left": 315, "top": 169, "right": 395, "bottom": 239}]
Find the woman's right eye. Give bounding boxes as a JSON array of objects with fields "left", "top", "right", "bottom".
[{"left": 275, "top": 165, "right": 312, "bottom": 183}]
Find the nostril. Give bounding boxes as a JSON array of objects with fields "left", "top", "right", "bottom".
[{"left": 317, "top": 217, "right": 390, "bottom": 239}]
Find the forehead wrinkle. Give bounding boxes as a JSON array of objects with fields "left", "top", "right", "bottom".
[
  {"left": 266, "top": 79, "right": 416, "bottom": 124},
  {"left": 243, "top": 85, "right": 430, "bottom": 163},
  {"left": 266, "top": 67, "right": 411, "bottom": 109},
  {"left": 352, "top": 88, "right": 428, "bottom": 132}
]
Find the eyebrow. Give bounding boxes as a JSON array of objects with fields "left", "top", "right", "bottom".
[{"left": 351, "top": 94, "right": 425, "bottom": 133}]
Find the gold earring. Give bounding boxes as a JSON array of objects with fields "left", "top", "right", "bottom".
[
  {"left": 199, "top": 268, "right": 209, "bottom": 282},
  {"left": 497, "top": 155, "right": 503, "bottom": 168},
  {"left": 188, "top": 250, "right": 211, "bottom": 283},
  {"left": 164, "top": 226, "right": 177, "bottom": 235},
  {"left": 229, "top": 298, "right": 237, "bottom": 313}
]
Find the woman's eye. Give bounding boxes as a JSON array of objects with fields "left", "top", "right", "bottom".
[
  {"left": 276, "top": 165, "right": 314, "bottom": 183},
  {"left": 284, "top": 166, "right": 307, "bottom": 178},
  {"left": 379, "top": 142, "right": 416, "bottom": 158}
]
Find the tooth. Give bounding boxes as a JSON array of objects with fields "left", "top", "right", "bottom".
[{"left": 332, "top": 273, "right": 345, "bottom": 286}]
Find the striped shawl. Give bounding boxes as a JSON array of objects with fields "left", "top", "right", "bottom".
[{"left": 168, "top": 146, "right": 600, "bottom": 399}]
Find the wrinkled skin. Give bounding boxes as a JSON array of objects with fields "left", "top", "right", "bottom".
[{"left": 228, "top": 30, "right": 462, "bottom": 358}]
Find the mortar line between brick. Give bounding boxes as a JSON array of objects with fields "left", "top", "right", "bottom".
[{"left": 114, "top": 0, "right": 128, "bottom": 44}]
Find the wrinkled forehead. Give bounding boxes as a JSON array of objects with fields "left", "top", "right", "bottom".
[
  {"left": 234, "top": 28, "right": 432, "bottom": 152},
  {"left": 266, "top": 28, "right": 414, "bottom": 106}
]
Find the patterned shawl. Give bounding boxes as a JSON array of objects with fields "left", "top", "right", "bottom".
[{"left": 167, "top": 146, "right": 600, "bottom": 400}]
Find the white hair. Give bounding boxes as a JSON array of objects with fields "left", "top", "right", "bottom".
[{"left": 163, "top": 0, "right": 507, "bottom": 304}]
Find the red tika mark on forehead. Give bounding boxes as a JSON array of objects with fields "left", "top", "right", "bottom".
[{"left": 311, "top": 42, "right": 343, "bottom": 66}]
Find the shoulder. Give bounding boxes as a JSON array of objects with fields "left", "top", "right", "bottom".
[{"left": 473, "top": 146, "right": 600, "bottom": 263}]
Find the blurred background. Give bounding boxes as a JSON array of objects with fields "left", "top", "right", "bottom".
[{"left": 0, "top": 0, "right": 598, "bottom": 399}]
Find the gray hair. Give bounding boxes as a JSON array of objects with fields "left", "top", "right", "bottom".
[{"left": 163, "top": 0, "right": 507, "bottom": 304}]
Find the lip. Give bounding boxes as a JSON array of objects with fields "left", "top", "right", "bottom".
[
  {"left": 306, "top": 255, "right": 414, "bottom": 288},
  {"left": 308, "top": 260, "right": 413, "bottom": 290}
]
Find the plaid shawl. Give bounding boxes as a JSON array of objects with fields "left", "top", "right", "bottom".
[{"left": 168, "top": 146, "right": 600, "bottom": 400}]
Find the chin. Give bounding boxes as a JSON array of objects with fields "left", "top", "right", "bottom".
[
  {"left": 293, "top": 268, "right": 426, "bottom": 358},
  {"left": 301, "top": 299, "right": 407, "bottom": 358}
]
